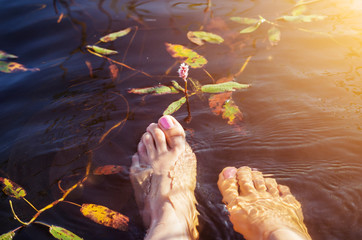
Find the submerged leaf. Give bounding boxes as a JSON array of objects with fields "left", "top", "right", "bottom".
[
  {"left": 165, "top": 43, "right": 207, "bottom": 68},
  {"left": 93, "top": 165, "right": 125, "bottom": 175},
  {"left": 0, "top": 178, "right": 26, "bottom": 199},
  {"left": 49, "top": 226, "right": 83, "bottom": 240},
  {"left": 128, "top": 85, "right": 179, "bottom": 95},
  {"left": 230, "top": 17, "right": 259, "bottom": 25},
  {"left": 268, "top": 27, "right": 281, "bottom": 46},
  {"left": 0, "top": 230, "right": 15, "bottom": 240},
  {"left": 0, "top": 51, "right": 17, "bottom": 60},
  {"left": 86, "top": 45, "right": 118, "bottom": 55},
  {"left": 201, "top": 82, "right": 250, "bottom": 93},
  {"left": 100, "top": 27, "right": 132, "bottom": 42},
  {"left": 80, "top": 204, "right": 129, "bottom": 231},
  {"left": 277, "top": 15, "right": 327, "bottom": 23},
  {"left": 187, "top": 31, "right": 224, "bottom": 46},
  {"left": 222, "top": 99, "right": 243, "bottom": 125},
  {"left": 208, "top": 93, "right": 243, "bottom": 125},
  {"left": 0, "top": 61, "right": 38, "bottom": 73},
  {"left": 163, "top": 97, "right": 186, "bottom": 115}
]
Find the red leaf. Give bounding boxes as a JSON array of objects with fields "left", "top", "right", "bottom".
[{"left": 93, "top": 165, "right": 125, "bottom": 175}]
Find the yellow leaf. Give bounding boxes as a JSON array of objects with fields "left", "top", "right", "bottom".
[
  {"left": 165, "top": 43, "right": 207, "bottom": 68},
  {"left": 80, "top": 204, "right": 129, "bottom": 231},
  {"left": 0, "top": 178, "right": 26, "bottom": 199}
]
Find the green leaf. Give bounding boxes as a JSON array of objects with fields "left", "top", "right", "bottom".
[
  {"left": 230, "top": 17, "right": 259, "bottom": 25},
  {"left": 100, "top": 27, "right": 132, "bottom": 42},
  {"left": 171, "top": 80, "right": 185, "bottom": 92},
  {"left": 201, "top": 82, "right": 250, "bottom": 93},
  {"left": 0, "top": 231, "right": 15, "bottom": 240},
  {"left": 222, "top": 99, "right": 243, "bottom": 125},
  {"left": 187, "top": 31, "right": 224, "bottom": 46},
  {"left": 165, "top": 43, "right": 207, "bottom": 68},
  {"left": 0, "top": 61, "right": 38, "bottom": 73},
  {"left": 268, "top": 27, "right": 281, "bottom": 46},
  {"left": 163, "top": 97, "right": 186, "bottom": 115},
  {"left": 0, "top": 178, "right": 26, "bottom": 199},
  {"left": 49, "top": 226, "right": 83, "bottom": 240},
  {"left": 0, "top": 51, "right": 17, "bottom": 60},
  {"left": 128, "top": 85, "right": 179, "bottom": 95},
  {"left": 239, "top": 20, "right": 262, "bottom": 34},
  {"left": 277, "top": 15, "right": 327, "bottom": 23},
  {"left": 86, "top": 45, "right": 118, "bottom": 55}
]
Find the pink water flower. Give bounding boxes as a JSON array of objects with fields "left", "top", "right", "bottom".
[{"left": 178, "top": 63, "right": 189, "bottom": 81}]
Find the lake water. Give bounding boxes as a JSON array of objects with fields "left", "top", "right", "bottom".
[{"left": 0, "top": 0, "right": 361, "bottom": 239}]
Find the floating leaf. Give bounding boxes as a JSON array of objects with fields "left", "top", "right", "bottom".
[
  {"left": 230, "top": 17, "right": 259, "bottom": 25},
  {"left": 277, "top": 15, "right": 327, "bottom": 23},
  {"left": 163, "top": 97, "right": 186, "bottom": 115},
  {"left": 128, "top": 85, "right": 179, "bottom": 95},
  {"left": 240, "top": 21, "right": 262, "bottom": 34},
  {"left": 268, "top": 27, "right": 281, "bottom": 46},
  {"left": 93, "top": 165, "right": 125, "bottom": 175},
  {"left": 100, "top": 27, "right": 132, "bottom": 43},
  {"left": 49, "top": 226, "right": 83, "bottom": 240},
  {"left": 201, "top": 82, "right": 250, "bottom": 93},
  {"left": 187, "top": 31, "right": 224, "bottom": 46},
  {"left": 0, "top": 61, "right": 38, "bottom": 73},
  {"left": 80, "top": 204, "right": 129, "bottom": 231},
  {"left": 0, "top": 178, "right": 26, "bottom": 199},
  {"left": 0, "top": 51, "right": 17, "bottom": 60},
  {"left": 165, "top": 43, "right": 207, "bottom": 68},
  {"left": 0, "top": 231, "right": 15, "bottom": 240},
  {"left": 86, "top": 45, "right": 118, "bottom": 55}
]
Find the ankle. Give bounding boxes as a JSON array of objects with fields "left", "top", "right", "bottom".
[{"left": 268, "top": 228, "right": 308, "bottom": 240}]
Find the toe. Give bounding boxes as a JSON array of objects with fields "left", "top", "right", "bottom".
[
  {"left": 265, "top": 178, "right": 279, "bottom": 197},
  {"left": 278, "top": 184, "right": 291, "bottom": 197},
  {"left": 251, "top": 170, "right": 267, "bottom": 192},
  {"left": 142, "top": 132, "right": 156, "bottom": 161},
  {"left": 146, "top": 123, "right": 167, "bottom": 153},
  {"left": 130, "top": 154, "right": 140, "bottom": 173},
  {"left": 237, "top": 166, "right": 256, "bottom": 195},
  {"left": 158, "top": 115, "right": 185, "bottom": 151},
  {"left": 217, "top": 167, "right": 238, "bottom": 205},
  {"left": 137, "top": 141, "right": 149, "bottom": 165}
]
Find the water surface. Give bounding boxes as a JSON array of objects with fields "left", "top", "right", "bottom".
[{"left": 0, "top": 0, "right": 361, "bottom": 239}]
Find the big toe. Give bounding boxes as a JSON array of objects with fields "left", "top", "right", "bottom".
[
  {"left": 217, "top": 167, "right": 239, "bottom": 205},
  {"left": 158, "top": 115, "right": 185, "bottom": 151}
]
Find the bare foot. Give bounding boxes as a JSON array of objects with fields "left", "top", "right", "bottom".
[
  {"left": 130, "top": 115, "right": 199, "bottom": 240},
  {"left": 217, "top": 166, "right": 311, "bottom": 240}
]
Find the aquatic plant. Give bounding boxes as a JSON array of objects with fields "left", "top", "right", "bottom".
[
  {"left": 0, "top": 50, "right": 39, "bottom": 73},
  {"left": 0, "top": 155, "right": 130, "bottom": 240}
]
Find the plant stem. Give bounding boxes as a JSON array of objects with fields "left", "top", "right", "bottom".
[
  {"left": 9, "top": 200, "right": 28, "bottom": 226},
  {"left": 23, "top": 197, "right": 39, "bottom": 212},
  {"left": 184, "top": 80, "right": 192, "bottom": 123}
]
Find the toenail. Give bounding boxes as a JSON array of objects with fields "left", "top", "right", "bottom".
[
  {"left": 223, "top": 167, "right": 237, "bottom": 179},
  {"left": 160, "top": 115, "right": 174, "bottom": 130}
]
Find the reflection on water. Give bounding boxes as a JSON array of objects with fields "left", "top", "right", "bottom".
[{"left": 0, "top": 0, "right": 361, "bottom": 239}]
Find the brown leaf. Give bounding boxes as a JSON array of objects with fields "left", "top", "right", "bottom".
[
  {"left": 109, "top": 64, "right": 119, "bottom": 81},
  {"left": 93, "top": 165, "right": 125, "bottom": 175},
  {"left": 80, "top": 204, "right": 129, "bottom": 231},
  {"left": 208, "top": 93, "right": 243, "bottom": 125},
  {"left": 208, "top": 92, "right": 232, "bottom": 116}
]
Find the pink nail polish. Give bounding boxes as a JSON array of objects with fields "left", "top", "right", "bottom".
[
  {"left": 160, "top": 116, "right": 174, "bottom": 130},
  {"left": 224, "top": 167, "right": 237, "bottom": 179}
]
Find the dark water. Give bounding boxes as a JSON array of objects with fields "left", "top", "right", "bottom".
[{"left": 1, "top": 0, "right": 361, "bottom": 239}]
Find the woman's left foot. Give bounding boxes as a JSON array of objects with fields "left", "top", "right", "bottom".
[{"left": 130, "top": 115, "right": 199, "bottom": 239}]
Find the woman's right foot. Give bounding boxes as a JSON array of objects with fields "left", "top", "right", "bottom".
[
  {"left": 217, "top": 166, "right": 311, "bottom": 240},
  {"left": 130, "top": 115, "right": 199, "bottom": 240}
]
